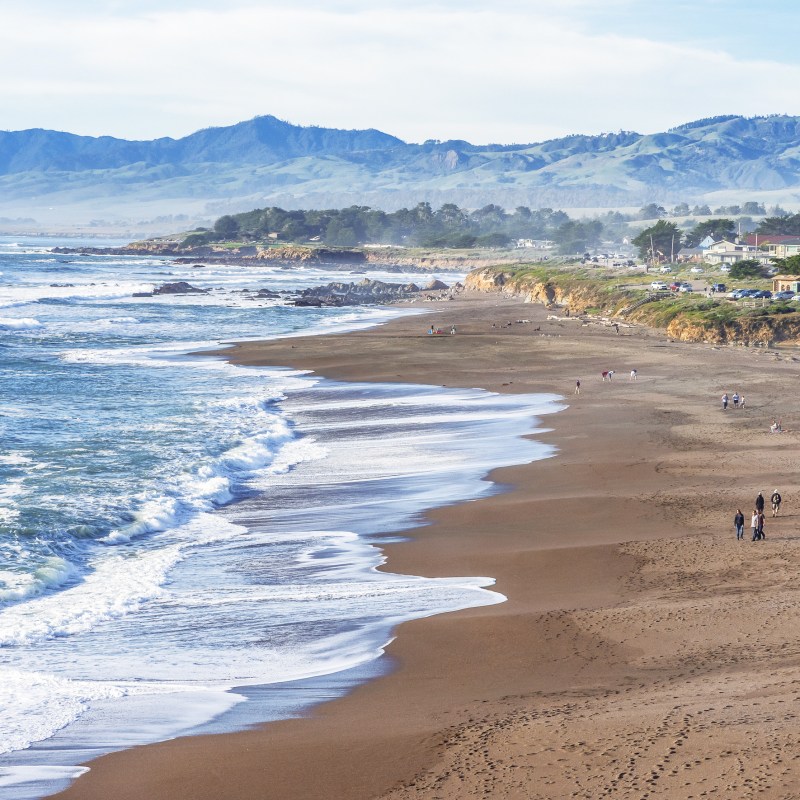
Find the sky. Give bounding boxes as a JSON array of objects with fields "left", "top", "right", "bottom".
[{"left": 2, "top": 0, "right": 800, "bottom": 145}]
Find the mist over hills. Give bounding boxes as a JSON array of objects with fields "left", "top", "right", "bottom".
[{"left": 2, "top": 113, "right": 800, "bottom": 232}]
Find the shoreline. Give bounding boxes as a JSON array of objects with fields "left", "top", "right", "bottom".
[{"left": 53, "top": 291, "right": 800, "bottom": 800}]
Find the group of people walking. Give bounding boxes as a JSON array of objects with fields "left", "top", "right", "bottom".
[
  {"left": 734, "top": 490, "right": 782, "bottom": 541},
  {"left": 721, "top": 392, "right": 745, "bottom": 410}
]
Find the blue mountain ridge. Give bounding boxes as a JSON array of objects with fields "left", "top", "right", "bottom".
[{"left": 2, "top": 114, "right": 800, "bottom": 213}]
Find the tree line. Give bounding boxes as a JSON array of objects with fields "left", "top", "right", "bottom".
[{"left": 185, "top": 202, "right": 622, "bottom": 254}]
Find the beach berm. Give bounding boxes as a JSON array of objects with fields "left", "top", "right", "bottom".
[{"left": 54, "top": 292, "right": 800, "bottom": 800}]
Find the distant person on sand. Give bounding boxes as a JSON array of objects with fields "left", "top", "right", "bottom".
[
  {"left": 630, "top": 369, "right": 637, "bottom": 380},
  {"left": 732, "top": 392, "right": 740, "bottom": 408},
  {"left": 428, "top": 325, "right": 434, "bottom": 335},
  {"left": 734, "top": 508, "right": 745, "bottom": 540},
  {"left": 770, "top": 418, "right": 783, "bottom": 433},
  {"left": 771, "top": 489, "right": 782, "bottom": 517},
  {"left": 722, "top": 393, "right": 729, "bottom": 410},
  {"left": 755, "top": 492, "right": 765, "bottom": 514},
  {"left": 751, "top": 509, "right": 759, "bottom": 541},
  {"left": 450, "top": 325, "right": 456, "bottom": 334},
  {"left": 740, "top": 395, "right": 745, "bottom": 408},
  {"left": 575, "top": 379, "right": 581, "bottom": 395},
  {"left": 613, "top": 323, "right": 620, "bottom": 334},
  {"left": 757, "top": 511, "right": 766, "bottom": 540}
]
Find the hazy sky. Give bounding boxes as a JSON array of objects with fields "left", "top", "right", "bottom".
[{"left": 2, "top": 0, "right": 799, "bottom": 144}]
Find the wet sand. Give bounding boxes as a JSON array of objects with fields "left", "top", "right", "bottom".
[{"left": 54, "top": 292, "right": 800, "bottom": 800}]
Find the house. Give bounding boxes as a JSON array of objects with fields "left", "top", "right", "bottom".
[
  {"left": 703, "top": 239, "right": 772, "bottom": 266},
  {"left": 744, "top": 234, "right": 800, "bottom": 258},
  {"left": 772, "top": 274, "right": 800, "bottom": 292},
  {"left": 676, "top": 246, "right": 706, "bottom": 263}
]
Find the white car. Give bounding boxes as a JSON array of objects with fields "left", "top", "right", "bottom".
[
  {"left": 650, "top": 281, "right": 669, "bottom": 291},
  {"left": 719, "top": 265, "right": 731, "bottom": 273},
  {"left": 659, "top": 265, "right": 673, "bottom": 273},
  {"left": 690, "top": 266, "right": 704, "bottom": 274}
]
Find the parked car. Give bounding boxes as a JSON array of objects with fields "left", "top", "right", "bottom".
[
  {"left": 710, "top": 283, "right": 727, "bottom": 293},
  {"left": 659, "top": 265, "right": 673, "bottom": 273},
  {"left": 678, "top": 284, "right": 693, "bottom": 293},
  {"left": 719, "top": 265, "right": 731, "bottom": 273},
  {"left": 669, "top": 281, "right": 683, "bottom": 291},
  {"left": 690, "top": 266, "right": 704, "bottom": 273},
  {"left": 773, "top": 290, "right": 795, "bottom": 301},
  {"left": 751, "top": 290, "right": 772, "bottom": 299},
  {"left": 734, "top": 289, "right": 758, "bottom": 299},
  {"left": 650, "top": 281, "right": 669, "bottom": 291}
]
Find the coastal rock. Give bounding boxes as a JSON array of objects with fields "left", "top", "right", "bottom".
[
  {"left": 297, "top": 277, "right": 426, "bottom": 306},
  {"left": 152, "top": 281, "right": 208, "bottom": 295}
]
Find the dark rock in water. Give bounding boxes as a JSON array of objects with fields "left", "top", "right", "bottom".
[
  {"left": 132, "top": 292, "right": 153, "bottom": 297},
  {"left": 49, "top": 283, "right": 75, "bottom": 287},
  {"left": 255, "top": 288, "right": 280, "bottom": 298},
  {"left": 152, "top": 281, "right": 208, "bottom": 295},
  {"left": 298, "top": 277, "right": 425, "bottom": 306},
  {"left": 293, "top": 297, "right": 324, "bottom": 307}
]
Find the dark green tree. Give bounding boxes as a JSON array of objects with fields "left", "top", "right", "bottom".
[
  {"left": 771, "top": 255, "right": 800, "bottom": 275},
  {"left": 684, "top": 218, "right": 735, "bottom": 248},
  {"left": 757, "top": 213, "right": 800, "bottom": 236},
  {"left": 214, "top": 215, "right": 240, "bottom": 238},
  {"left": 638, "top": 203, "right": 666, "bottom": 220},
  {"left": 632, "top": 220, "right": 682, "bottom": 262},
  {"left": 728, "top": 259, "right": 763, "bottom": 279}
]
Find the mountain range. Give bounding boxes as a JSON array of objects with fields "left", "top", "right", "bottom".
[{"left": 2, "top": 114, "right": 800, "bottom": 232}]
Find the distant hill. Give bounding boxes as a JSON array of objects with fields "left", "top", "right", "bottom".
[{"left": 2, "top": 114, "right": 800, "bottom": 231}]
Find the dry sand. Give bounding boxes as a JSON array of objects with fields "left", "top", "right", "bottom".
[{"left": 54, "top": 292, "right": 800, "bottom": 800}]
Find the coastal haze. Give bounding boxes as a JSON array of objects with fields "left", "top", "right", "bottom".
[{"left": 3, "top": 114, "right": 800, "bottom": 235}]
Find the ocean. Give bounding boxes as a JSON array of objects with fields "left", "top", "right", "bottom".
[{"left": 0, "top": 237, "right": 562, "bottom": 798}]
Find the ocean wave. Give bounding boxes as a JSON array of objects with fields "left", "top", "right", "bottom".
[
  {"left": 0, "top": 667, "right": 126, "bottom": 755},
  {"left": 0, "top": 513, "right": 245, "bottom": 646},
  {"left": 0, "top": 317, "right": 42, "bottom": 330},
  {"left": 104, "top": 415, "right": 299, "bottom": 544}
]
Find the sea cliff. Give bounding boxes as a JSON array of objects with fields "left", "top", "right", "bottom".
[{"left": 465, "top": 266, "right": 800, "bottom": 347}]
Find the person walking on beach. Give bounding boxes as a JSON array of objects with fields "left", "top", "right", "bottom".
[
  {"left": 732, "top": 392, "right": 740, "bottom": 408},
  {"left": 722, "top": 393, "right": 729, "bottom": 410},
  {"left": 575, "top": 379, "right": 581, "bottom": 395},
  {"left": 630, "top": 369, "right": 637, "bottom": 381},
  {"left": 751, "top": 509, "right": 760, "bottom": 541},
  {"left": 771, "top": 489, "right": 782, "bottom": 517},
  {"left": 734, "top": 508, "right": 745, "bottom": 540},
  {"left": 757, "top": 511, "right": 766, "bottom": 540},
  {"left": 740, "top": 395, "right": 745, "bottom": 409},
  {"left": 755, "top": 492, "right": 765, "bottom": 514}
]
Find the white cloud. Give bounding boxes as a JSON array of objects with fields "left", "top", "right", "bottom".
[{"left": 0, "top": 3, "right": 798, "bottom": 143}]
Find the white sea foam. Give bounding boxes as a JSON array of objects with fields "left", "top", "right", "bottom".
[
  {"left": 0, "top": 512, "right": 246, "bottom": 646},
  {"left": 0, "top": 318, "right": 42, "bottom": 331}
]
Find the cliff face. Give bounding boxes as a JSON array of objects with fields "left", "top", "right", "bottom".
[
  {"left": 466, "top": 267, "right": 800, "bottom": 347},
  {"left": 663, "top": 315, "right": 800, "bottom": 346},
  {"left": 465, "top": 268, "right": 619, "bottom": 313}
]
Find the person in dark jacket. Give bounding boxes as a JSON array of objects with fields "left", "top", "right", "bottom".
[
  {"left": 755, "top": 492, "right": 765, "bottom": 514},
  {"left": 734, "top": 509, "right": 745, "bottom": 540}
]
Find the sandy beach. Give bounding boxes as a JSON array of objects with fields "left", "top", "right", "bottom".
[{"left": 53, "top": 291, "right": 800, "bottom": 800}]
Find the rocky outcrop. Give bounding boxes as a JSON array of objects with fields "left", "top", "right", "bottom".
[
  {"left": 152, "top": 281, "right": 208, "bottom": 295},
  {"left": 295, "top": 277, "right": 438, "bottom": 306}
]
